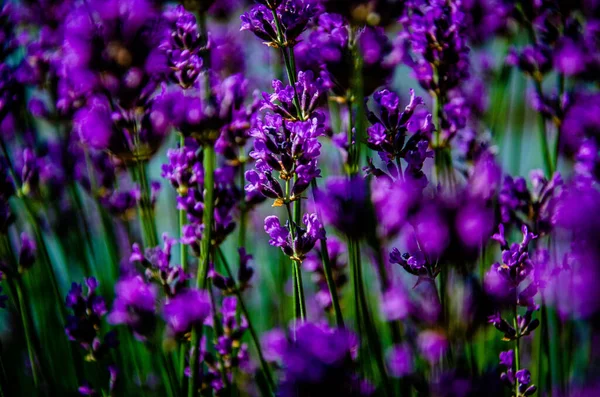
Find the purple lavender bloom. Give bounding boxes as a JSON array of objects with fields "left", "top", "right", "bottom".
[
  {"left": 499, "top": 350, "right": 514, "bottom": 368},
  {"left": 380, "top": 284, "right": 411, "bottom": 321},
  {"left": 516, "top": 369, "right": 531, "bottom": 385},
  {"left": 366, "top": 89, "right": 434, "bottom": 183},
  {"left": 299, "top": 13, "right": 394, "bottom": 96},
  {"left": 506, "top": 45, "right": 553, "bottom": 78},
  {"left": 213, "top": 297, "right": 250, "bottom": 373},
  {"left": 485, "top": 225, "right": 538, "bottom": 307},
  {"left": 246, "top": 112, "right": 324, "bottom": 202},
  {"left": 169, "top": 74, "right": 247, "bottom": 145},
  {"left": 398, "top": 0, "right": 470, "bottom": 93},
  {"left": 371, "top": 177, "right": 421, "bottom": 239},
  {"left": 417, "top": 330, "right": 448, "bottom": 364},
  {"left": 316, "top": 176, "right": 375, "bottom": 239},
  {"left": 387, "top": 344, "right": 414, "bottom": 378},
  {"left": 108, "top": 276, "right": 158, "bottom": 341},
  {"left": 61, "top": 0, "right": 167, "bottom": 109},
  {"left": 177, "top": 163, "right": 240, "bottom": 253},
  {"left": 262, "top": 322, "right": 364, "bottom": 397},
  {"left": 74, "top": 90, "right": 174, "bottom": 163},
  {"left": 129, "top": 235, "right": 189, "bottom": 297},
  {"left": 160, "top": 5, "right": 206, "bottom": 88},
  {"left": 462, "top": 0, "right": 513, "bottom": 45},
  {"left": 65, "top": 278, "right": 118, "bottom": 360},
  {"left": 561, "top": 92, "right": 600, "bottom": 156},
  {"left": 240, "top": 0, "right": 321, "bottom": 48},
  {"left": 163, "top": 289, "right": 211, "bottom": 337},
  {"left": 262, "top": 70, "right": 326, "bottom": 120},
  {"left": 161, "top": 139, "right": 202, "bottom": 195},
  {"left": 499, "top": 171, "right": 562, "bottom": 235},
  {"left": 264, "top": 213, "right": 324, "bottom": 261},
  {"left": 18, "top": 232, "right": 36, "bottom": 270}
]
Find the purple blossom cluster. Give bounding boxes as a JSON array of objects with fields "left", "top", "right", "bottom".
[
  {"left": 1, "top": 0, "right": 600, "bottom": 396},
  {"left": 66, "top": 278, "right": 118, "bottom": 361}
]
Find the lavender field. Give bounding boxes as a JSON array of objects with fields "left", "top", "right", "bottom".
[{"left": 0, "top": 0, "right": 599, "bottom": 396}]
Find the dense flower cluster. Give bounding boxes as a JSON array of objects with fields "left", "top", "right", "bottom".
[
  {"left": 1, "top": 0, "right": 600, "bottom": 396},
  {"left": 262, "top": 323, "right": 364, "bottom": 397},
  {"left": 65, "top": 278, "right": 118, "bottom": 361}
]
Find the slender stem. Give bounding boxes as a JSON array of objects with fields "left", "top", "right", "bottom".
[
  {"left": 293, "top": 261, "right": 306, "bottom": 320},
  {"left": 176, "top": 137, "right": 189, "bottom": 391},
  {"left": 346, "top": 101, "right": 355, "bottom": 174},
  {"left": 189, "top": 144, "right": 217, "bottom": 397},
  {"left": 270, "top": 10, "right": 301, "bottom": 118},
  {"left": 135, "top": 160, "right": 158, "bottom": 248},
  {"left": 554, "top": 73, "right": 565, "bottom": 171},
  {"left": 216, "top": 248, "right": 276, "bottom": 393},
  {"left": 532, "top": 81, "right": 553, "bottom": 178},
  {"left": 14, "top": 276, "right": 40, "bottom": 387},
  {"left": 514, "top": 306, "right": 521, "bottom": 397},
  {"left": 208, "top": 279, "right": 231, "bottom": 391},
  {"left": 0, "top": 341, "right": 6, "bottom": 397},
  {"left": 349, "top": 238, "right": 392, "bottom": 396},
  {"left": 21, "top": 198, "right": 65, "bottom": 320}
]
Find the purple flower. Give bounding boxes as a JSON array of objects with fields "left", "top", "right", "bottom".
[
  {"left": 169, "top": 74, "right": 248, "bottom": 145},
  {"left": 246, "top": 112, "right": 324, "bottom": 202},
  {"left": 316, "top": 176, "right": 374, "bottom": 239},
  {"left": 485, "top": 225, "right": 538, "bottom": 307},
  {"left": 108, "top": 276, "right": 158, "bottom": 341},
  {"left": 380, "top": 285, "right": 411, "bottom": 321},
  {"left": 262, "top": 70, "right": 326, "bottom": 120},
  {"left": 163, "top": 289, "right": 211, "bottom": 337},
  {"left": 417, "top": 330, "right": 448, "bottom": 364},
  {"left": 398, "top": 0, "right": 470, "bottom": 93},
  {"left": 264, "top": 213, "right": 324, "bottom": 261},
  {"left": 61, "top": 0, "right": 167, "bottom": 108},
  {"left": 262, "top": 322, "right": 363, "bottom": 396},
  {"left": 299, "top": 14, "right": 393, "bottom": 96},
  {"left": 240, "top": 1, "right": 321, "bottom": 47},
  {"left": 387, "top": 344, "right": 413, "bottom": 378},
  {"left": 366, "top": 89, "right": 434, "bottom": 183},
  {"left": 161, "top": 5, "right": 205, "bottom": 88},
  {"left": 18, "top": 232, "right": 36, "bottom": 270},
  {"left": 65, "top": 278, "right": 118, "bottom": 360},
  {"left": 516, "top": 369, "right": 531, "bottom": 385},
  {"left": 499, "top": 350, "right": 514, "bottom": 368},
  {"left": 129, "top": 235, "right": 189, "bottom": 297}
]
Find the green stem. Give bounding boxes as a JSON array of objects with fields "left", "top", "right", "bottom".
[
  {"left": 21, "top": 198, "right": 65, "bottom": 320},
  {"left": 189, "top": 144, "right": 217, "bottom": 397},
  {"left": 216, "top": 248, "right": 275, "bottom": 393},
  {"left": 14, "top": 276, "right": 40, "bottom": 388},
  {"left": 514, "top": 306, "right": 521, "bottom": 397},
  {"left": 349, "top": 238, "right": 392, "bottom": 396},
  {"left": 177, "top": 135, "right": 189, "bottom": 391},
  {"left": 207, "top": 279, "right": 230, "bottom": 391},
  {"left": 293, "top": 261, "right": 306, "bottom": 321},
  {"left": 533, "top": 81, "right": 553, "bottom": 178},
  {"left": 135, "top": 160, "right": 158, "bottom": 248},
  {"left": 554, "top": 73, "right": 565, "bottom": 171},
  {"left": 270, "top": 10, "right": 301, "bottom": 119}
]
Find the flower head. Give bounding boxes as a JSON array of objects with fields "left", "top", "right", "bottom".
[
  {"left": 108, "top": 276, "right": 158, "bottom": 341},
  {"left": 163, "top": 289, "right": 211, "bottom": 337}
]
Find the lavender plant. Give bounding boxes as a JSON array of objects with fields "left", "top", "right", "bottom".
[{"left": 0, "top": 0, "right": 599, "bottom": 396}]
